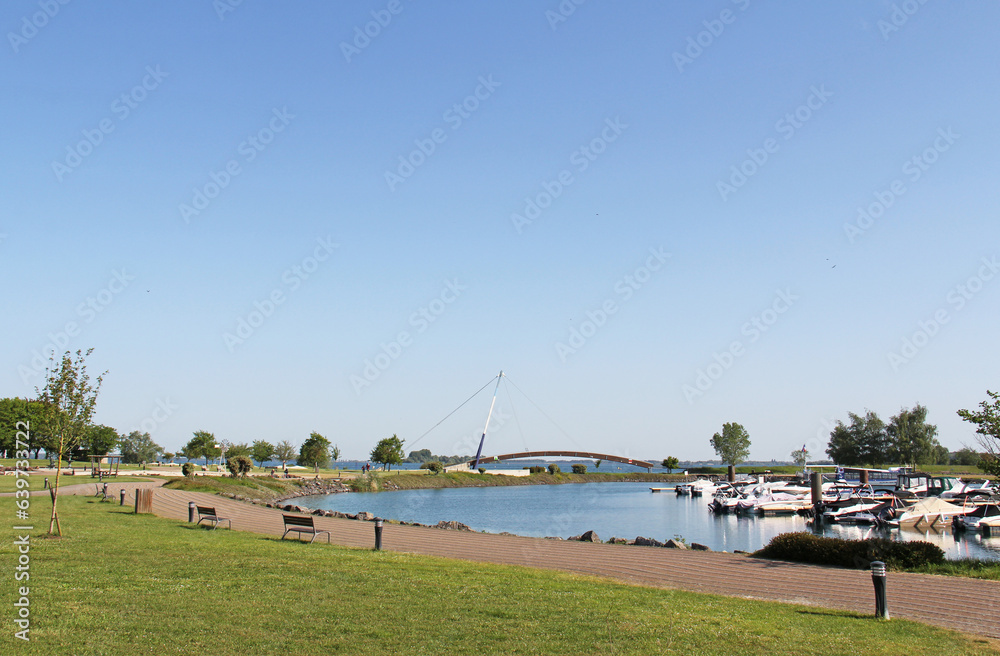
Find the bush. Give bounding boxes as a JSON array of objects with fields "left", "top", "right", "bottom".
[
  {"left": 421, "top": 461, "right": 444, "bottom": 474},
  {"left": 571, "top": 464, "right": 587, "bottom": 474},
  {"left": 528, "top": 466, "right": 546, "bottom": 474},
  {"left": 548, "top": 464, "right": 561, "bottom": 475},
  {"left": 226, "top": 455, "right": 253, "bottom": 478},
  {"left": 753, "top": 532, "right": 945, "bottom": 570},
  {"left": 181, "top": 463, "right": 195, "bottom": 477},
  {"left": 478, "top": 468, "right": 486, "bottom": 474}
]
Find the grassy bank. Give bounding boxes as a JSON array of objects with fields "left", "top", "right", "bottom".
[
  {"left": 0, "top": 474, "right": 155, "bottom": 494},
  {"left": 2, "top": 496, "right": 996, "bottom": 655},
  {"left": 357, "top": 470, "right": 685, "bottom": 492},
  {"left": 163, "top": 474, "right": 306, "bottom": 502}
]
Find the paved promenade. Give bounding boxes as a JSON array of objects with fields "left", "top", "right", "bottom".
[{"left": 56, "top": 481, "right": 1000, "bottom": 639}]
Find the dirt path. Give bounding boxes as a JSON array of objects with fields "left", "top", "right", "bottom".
[{"left": 57, "top": 481, "right": 1000, "bottom": 640}]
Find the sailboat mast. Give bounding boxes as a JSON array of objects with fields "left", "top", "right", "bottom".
[{"left": 472, "top": 370, "right": 503, "bottom": 469}]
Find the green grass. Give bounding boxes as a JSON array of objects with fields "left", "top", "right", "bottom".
[
  {"left": 163, "top": 475, "right": 303, "bottom": 501},
  {"left": 1, "top": 497, "right": 997, "bottom": 655},
  {"left": 0, "top": 474, "right": 154, "bottom": 493},
  {"left": 907, "top": 559, "right": 1000, "bottom": 580}
]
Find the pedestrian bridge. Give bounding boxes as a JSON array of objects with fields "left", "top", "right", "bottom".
[{"left": 465, "top": 451, "right": 655, "bottom": 472}]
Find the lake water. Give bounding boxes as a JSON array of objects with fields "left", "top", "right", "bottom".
[{"left": 295, "top": 481, "right": 1000, "bottom": 561}]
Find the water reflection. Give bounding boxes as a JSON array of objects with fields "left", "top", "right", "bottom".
[{"left": 296, "top": 481, "right": 1000, "bottom": 561}]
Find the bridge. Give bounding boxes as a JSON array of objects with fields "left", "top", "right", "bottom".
[{"left": 465, "top": 451, "right": 655, "bottom": 472}]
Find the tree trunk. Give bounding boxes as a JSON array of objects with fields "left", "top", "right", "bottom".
[{"left": 48, "top": 436, "right": 64, "bottom": 536}]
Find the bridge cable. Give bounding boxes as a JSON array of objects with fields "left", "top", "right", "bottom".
[
  {"left": 501, "top": 377, "right": 530, "bottom": 452},
  {"left": 502, "top": 375, "right": 581, "bottom": 448},
  {"left": 409, "top": 374, "right": 500, "bottom": 448}
]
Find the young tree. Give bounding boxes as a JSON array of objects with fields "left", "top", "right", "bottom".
[
  {"left": 184, "top": 431, "right": 220, "bottom": 464},
  {"left": 162, "top": 452, "right": 175, "bottom": 463},
  {"left": 37, "top": 348, "right": 106, "bottom": 536},
  {"left": 299, "top": 432, "right": 331, "bottom": 473},
  {"left": 710, "top": 422, "right": 751, "bottom": 466},
  {"left": 790, "top": 446, "right": 809, "bottom": 468},
  {"left": 958, "top": 390, "right": 1000, "bottom": 476},
  {"left": 370, "top": 434, "right": 405, "bottom": 471},
  {"left": 826, "top": 410, "right": 886, "bottom": 466},
  {"left": 250, "top": 440, "right": 275, "bottom": 468},
  {"left": 661, "top": 456, "right": 680, "bottom": 471},
  {"left": 120, "top": 431, "right": 164, "bottom": 464},
  {"left": 887, "top": 404, "right": 940, "bottom": 466},
  {"left": 274, "top": 440, "right": 296, "bottom": 469}
]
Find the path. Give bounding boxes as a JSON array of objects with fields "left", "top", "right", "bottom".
[{"left": 51, "top": 481, "right": 1000, "bottom": 640}]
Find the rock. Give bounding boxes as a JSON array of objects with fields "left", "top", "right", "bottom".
[
  {"left": 634, "top": 536, "right": 664, "bottom": 548},
  {"left": 664, "top": 539, "right": 688, "bottom": 549},
  {"left": 356, "top": 511, "right": 375, "bottom": 521},
  {"left": 690, "top": 543, "right": 711, "bottom": 551},
  {"left": 434, "top": 520, "right": 472, "bottom": 531},
  {"left": 311, "top": 508, "right": 325, "bottom": 515},
  {"left": 607, "top": 537, "right": 629, "bottom": 545},
  {"left": 734, "top": 550, "right": 749, "bottom": 555},
  {"left": 569, "top": 530, "right": 600, "bottom": 543}
]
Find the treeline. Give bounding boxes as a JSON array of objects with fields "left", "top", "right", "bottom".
[{"left": 403, "top": 448, "right": 471, "bottom": 465}]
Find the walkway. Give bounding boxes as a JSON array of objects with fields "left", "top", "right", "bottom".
[{"left": 55, "top": 481, "right": 1000, "bottom": 639}]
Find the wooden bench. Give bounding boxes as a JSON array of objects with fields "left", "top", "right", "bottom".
[
  {"left": 281, "top": 514, "right": 330, "bottom": 544},
  {"left": 196, "top": 506, "right": 231, "bottom": 530}
]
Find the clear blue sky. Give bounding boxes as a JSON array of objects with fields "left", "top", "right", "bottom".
[{"left": 3, "top": 1, "right": 998, "bottom": 461}]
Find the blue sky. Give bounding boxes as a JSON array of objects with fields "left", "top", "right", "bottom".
[{"left": 3, "top": 1, "right": 998, "bottom": 462}]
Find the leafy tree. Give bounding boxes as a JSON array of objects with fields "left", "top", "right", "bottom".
[
  {"left": 594, "top": 459, "right": 602, "bottom": 470},
  {"left": 661, "top": 456, "right": 680, "bottom": 471},
  {"left": 0, "top": 397, "right": 47, "bottom": 458},
  {"left": 331, "top": 443, "right": 341, "bottom": 464},
  {"left": 887, "top": 404, "right": 941, "bottom": 466},
  {"left": 184, "top": 431, "right": 220, "bottom": 464},
  {"left": 274, "top": 440, "right": 296, "bottom": 468},
  {"left": 36, "top": 348, "right": 106, "bottom": 536},
  {"left": 162, "top": 452, "right": 175, "bottom": 463},
  {"left": 826, "top": 410, "right": 886, "bottom": 467},
  {"left": 250, "top": 440, "right": 275, "bottom": 468},
  {"left": 226, "top": 442, "right": 252, "bottom": 458},
  {"left": 119, "top": 431, "right": 164, "bottom": 464},
  {"left": 710, "top": 422, "right": 751, "bottom": 466},
  {"left": 951, "top": 447, "right": 982, "bottom": 467},
  {"left": 405, "top": 448, "right": 433, "bottom": 463},
  {"left": 790, "top": 447, "right": 809, "bottom": 468},
  {"left": 958, "top": 390, "right": 1000, "bottom": 476},
  {"left": 83, "top": 424, "right": 119, "bottom": 458},
  {"left": 370, "top": 434, "right": 405, "bottom": 471},
  {"left": 299, "top": 431, "right": 331, "bottom": 473},
  {"left": 421, "top": 460, "right": 443, "bottom": 474},
  {"left": 226, "top": 455, "right": 253, "bottom": 478}
]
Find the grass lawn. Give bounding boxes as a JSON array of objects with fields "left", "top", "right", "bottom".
[
  {"left": 0, "top": 474, "right": 155, "bottom": 494},
  {"left": 1, "top": 497, "right": 997, "bottom": 655}
]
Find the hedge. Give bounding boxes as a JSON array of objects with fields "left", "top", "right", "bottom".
[{"left": 753, "top": 532, "right": 945, "bottom": 570}]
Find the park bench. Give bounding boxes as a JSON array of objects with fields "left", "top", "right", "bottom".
[
  {"left": 281, "top": 514, "right": 331, "bottom": 544},
  {"left": 196, "top": 506, "right": 232, "bottom": 530}
]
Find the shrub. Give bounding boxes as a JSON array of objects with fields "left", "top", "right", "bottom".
[
  {"left": 421, "top": 461, "right": 444, "bottom": 474},
  {"left": 548, "top": 464, "right": 561, "bottom": 475},
  {"left": 226, "top": 455, "right": 253, "bottom": 478},
  {"left": 528, "top": 466, "right": 546, "bottom": 474},
  {"left": 478, "top": 468, "right": 486, "bottom": 474},
  {"left": 754, "top": 532, "right": 945, "bottom": 570},
  {"left": 571, "top": 464, "right": 587, "bottom": 474},
  {"left": 181, "top": 463, "right": 195, "bottom": 477}
]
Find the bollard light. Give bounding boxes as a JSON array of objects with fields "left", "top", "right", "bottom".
[
  {"left": 871, "top": 561, "right": 889, "bottom": 620},
  {"left": 120, "top": 489, "right": 126, "bottom": 505},
  {"left": 374, "top": 518, "right": 384, "bottom": 551},
  {"left": 44, "top": 477, "right": 49, "bottom": 490},
  {"left": 188, "top": 501, "right": 196, "bottom": 523}
]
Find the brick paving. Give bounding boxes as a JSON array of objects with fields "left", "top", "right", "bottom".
[{"left": 48, "top": 480, "right": 1000, "bottom": 639}]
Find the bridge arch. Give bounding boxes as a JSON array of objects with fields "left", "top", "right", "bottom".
[{"left": 468, "top": 451, "right": 654, "bottom": 472}]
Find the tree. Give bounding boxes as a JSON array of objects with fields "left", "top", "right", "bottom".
[
  {"left": 299, "top": 432, "right": 331, "bottom": 473},
  {"left": 119, "top": 431, "right": 164, "bottom": 464},
  {"left": 331, "top": 443, "right": 341, "bottom": 464},
  {"left": 250, "top": 440, "right": 275, "bottom": 468},
  {"left": 162, "top": 452, "right": 175, "bottom": 463},
  {"left": 826, "top": 410, "right": 886, "bottom": 467},
  {"left": 594, "top": 459, "right": 602, "bottom": 470},
  {"left": 887, "top": 404, "right": 941, "bottom": 466},
  {"left": 184, "top": 431, "right": 220, "bottom": 464},
  {"left": 790, "top": 447, "right": 809, "bottom": 468},
  {"left": 83, "top": 424, "right": 119, "bottom": 458},
  {"left": 37, "top": 348, "right": 106, "bottom": 536},
  {"left": 951, "top": 447, "right": 982, "bottom": 467},
  {"left": 226, "top": 442, "right": 252, "bottom": 458},
  {"left": 661, "top": 456, "right": 679, "bottom": 471},
  {"left": 958, "top": 390, "right": 1000, "bottom": 476},
  {"left": 274, "top": 440, "right": 296, "bottom": 468},
  {"left": 370, "top": 434, "right": 405, "bottom": 471},
  {"left": 225, "top": 455, "right": 253, "bottom": 478},
  {"left": 710, "top": 422, "right": 751, "bottom": 466},
  {"left": 0, "top": 397, "right": 46, "bottom": 458}
]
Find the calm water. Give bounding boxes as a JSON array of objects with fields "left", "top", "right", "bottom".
[{"left": 296, "top": 481, "right": 1000, "bottom": 561}]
